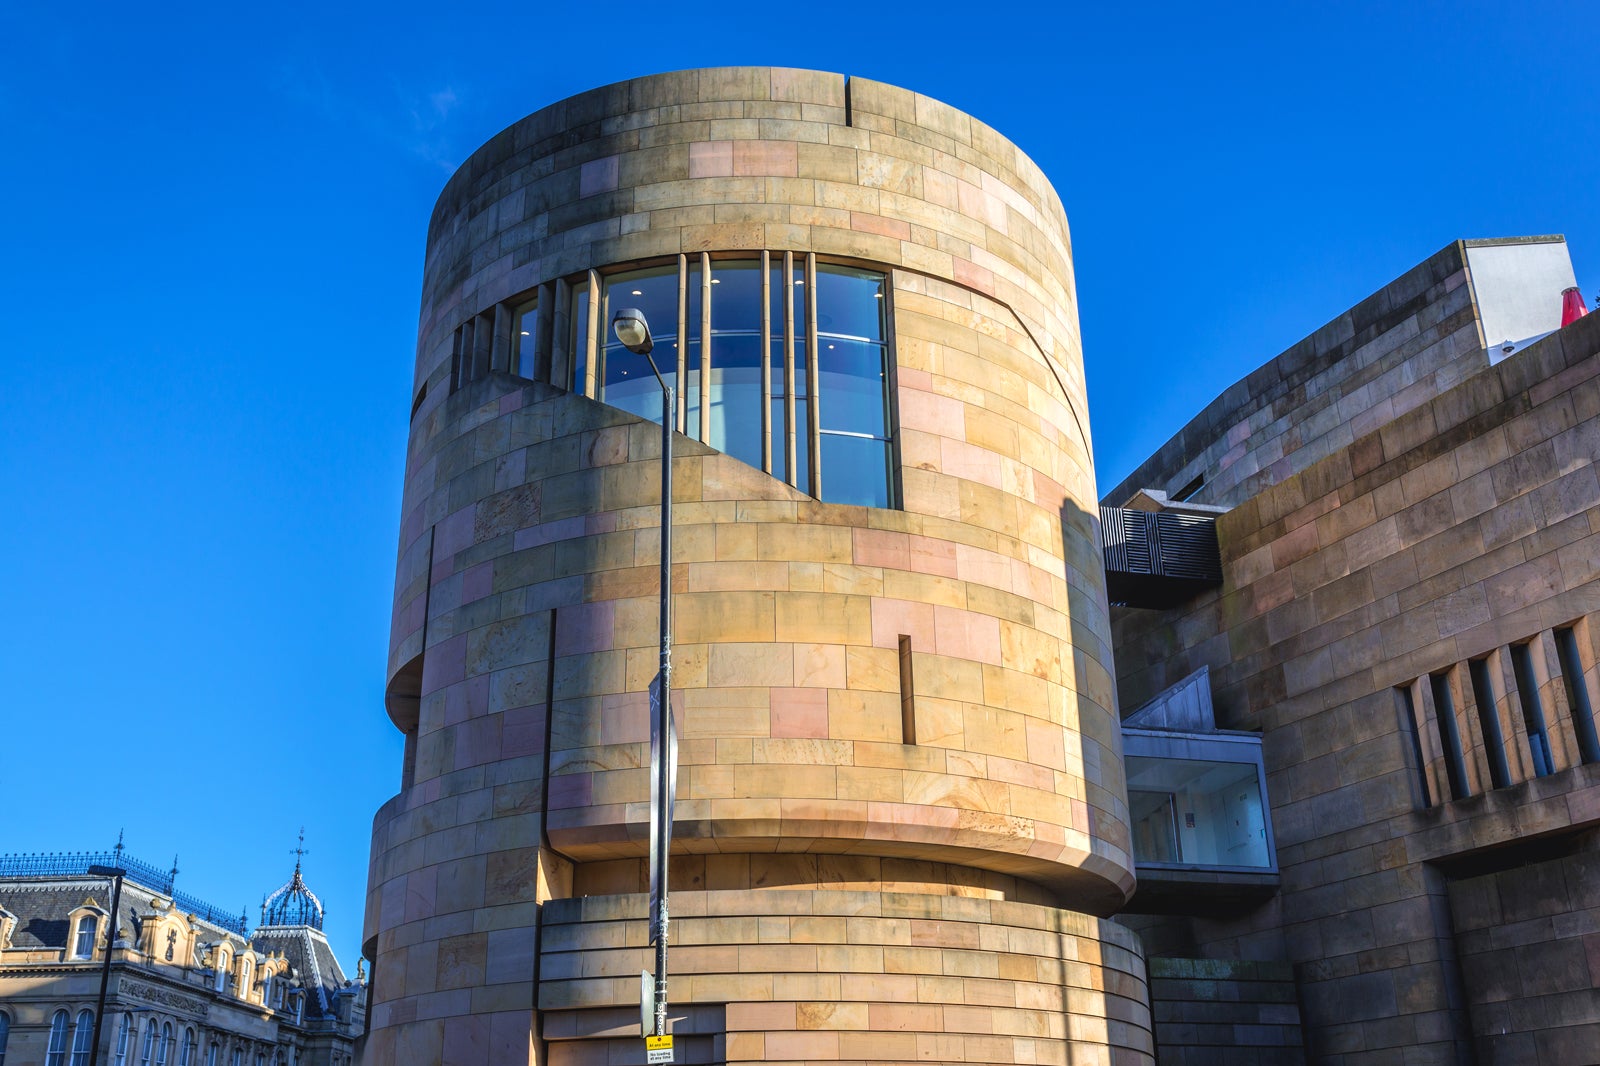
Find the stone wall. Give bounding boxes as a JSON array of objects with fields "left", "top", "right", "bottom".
[
  {"left": 1448, "top": 840, "right": 1600, "bottom": 1064},
  {"left": 1145, "top": 957, "right": 1304, "bottom": 1066},
  {"left": 541, "top": 891, "right": 1153, "bottom": 1066},
  {"left": 1110, "top": 306, "right": 1600, "bottom": 1062}
]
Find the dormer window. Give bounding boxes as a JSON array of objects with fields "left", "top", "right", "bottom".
[{"left": 73, "top": 915, "right": 98, "bottom": 958}]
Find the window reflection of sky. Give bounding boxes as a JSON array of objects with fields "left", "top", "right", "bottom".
[{"left": 583, "top": 259, "right": 891, "bottom": 508}]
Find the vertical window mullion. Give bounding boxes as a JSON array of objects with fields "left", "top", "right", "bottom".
[
  {"left": 783, "top": 251, "right": 797, "bottom": 487},
  {"left": 805, "top": 252, "right": 821, "bottom": 498},
  {"left": 676, "top": 254, "right": 688, "bottom": 432},
  {"left": 584, "top": 269, "right": 601, "bottom": 398},
  {"left": 760, "top": 249, "right": 772, "bottom": 474},
  {"left": 699, "top": 252, "right": 712, "bottom": 443}
]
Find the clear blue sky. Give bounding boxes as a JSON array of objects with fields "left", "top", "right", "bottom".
[{"left": 2, "top": 1, "right": 1595, "bottom": 966}]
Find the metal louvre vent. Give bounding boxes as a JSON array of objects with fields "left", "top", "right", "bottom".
[{"left": 1101, "top": 507, "right": 1222, "bottom": 608}]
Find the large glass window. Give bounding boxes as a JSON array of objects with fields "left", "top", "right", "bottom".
[
  {"left": 0, "top": 1010, "right": 8, "bottom": 1066},
  {"left": 596, "top": 265, "right": 692, "bottom": 429},
  {"left": 179, "top": 1030, "right": 196, "bottom": 1066},
  {"left": 816, "top": 265, "right": 891, "bottom": 507},
  {"left": 1124, "top": 733, "right": 1275, "bottom": 871},
  {"left": 574, "top": 254, "right": 893, "bottom": 508},
  {"left": 113, "top": 1014, "right": 132, "bottom": 1066},
  {"left": 70, "top": 1012, "right": 94, "bottom": 1066},
  {"left": 47, "top": 1011, "right": 70, "bottom": 1066},
  {"left": 139, "top": 1021, "right": 156, "bottom": 1066}
]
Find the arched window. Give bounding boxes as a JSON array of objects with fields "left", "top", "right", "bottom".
[
  {"left": 155, "top": 1023, "right": 172, "bottom": 1066},
  {"left": 45, "top": 1010, "right": 70, "bottom": 1066},
  {"left": 68, "top": 1010, "right": 94, "bottom": 1066},
  {"left": 205, "top": 1042, "right": 218, "bottom": 1066},
  {"left": 238, "top": 958, "right": 252, "bottom": 999},
  {"left": 260, "top": 974, "right": 272, "bottom": 1008},
  {"left": 179, "top": 1028, "right": 196, "bottom": 1066},
  {"left": 113, "top": 1014, "right": 133, "bottom": 1066},
  {"left": 0, "top": 1010, "right": 10, "bottom": 1066},
  {"left": 73, "top": 916, "right": 99, "bottom": 959},
  {"left": 139, "top": 1020, "right": 157, "bottom": 1066}
]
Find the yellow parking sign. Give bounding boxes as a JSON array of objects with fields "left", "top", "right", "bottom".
[{"left": 644, "top": 1034, "right": 674, "bottom": 1063}]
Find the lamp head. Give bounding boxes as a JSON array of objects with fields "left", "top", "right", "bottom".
[{"left": 611, "top": 308, "right": 653, "bottom": 355}]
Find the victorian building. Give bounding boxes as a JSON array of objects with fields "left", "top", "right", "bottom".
[{"left": 0, "top": 845, "right": 365, "bottom": 1066}]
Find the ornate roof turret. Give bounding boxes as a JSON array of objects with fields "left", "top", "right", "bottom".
[{"left": 260, "top": 830, "right": 322, "bottom": 931}]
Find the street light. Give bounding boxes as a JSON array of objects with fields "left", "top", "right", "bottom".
[
  {"left": 86, "top": 864, "right": 126, "bottom": 1066},
  {"left": 611, "top": 308, "right": 677, "bottom": 1051}
]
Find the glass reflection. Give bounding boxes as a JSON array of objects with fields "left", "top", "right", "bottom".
[
  {"left": 514, "top": 299, "right": 539, "bottom": 378},
  {"left": 1126, "top": 755, "right": 1271, "bottom": 868},
  {"left": 569, "top": 258, "right": 894, "bottom": 509}
]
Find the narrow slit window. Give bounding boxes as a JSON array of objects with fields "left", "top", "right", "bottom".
[
  {"left": 1511, "top": 642, "right": 1554, "bottom": 777},
  {"left": 898, "top": 635, "right": 916, "bottom": 744},
  {"left": 513, "top": 297, "right": 540, "bottom": 379},
  {"left": 1555, "top": 626, "right": 1600, "bottom": 764},
  {"left": 1430, "top": 672, "right": 1470, "bottom": 800},
  {"left": 1468, "top": 658, "right": 1511, "bottom": 789}
]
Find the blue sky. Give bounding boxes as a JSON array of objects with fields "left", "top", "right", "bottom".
[{"left": 1, "top": 1, "right": 1595, "bottom": 965}]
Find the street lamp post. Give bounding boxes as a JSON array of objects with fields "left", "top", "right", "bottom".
[
  {"left": 86, "top": 864, "right": 126, "bottom": 1066},
  {"left": 611, "top": 308, "right": 676, "bottom": 1048}
]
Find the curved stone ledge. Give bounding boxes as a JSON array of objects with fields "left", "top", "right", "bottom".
[{"left": 533, "top": 889, "right": 1154, "bottom": 1066}]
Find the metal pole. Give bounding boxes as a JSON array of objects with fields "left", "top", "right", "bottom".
[
  {"left": 654, "top": 373, "right": 673, "bottom": 1041},
  {"left": 87, "top": 866, "right": 125, "bottom": 1066}
]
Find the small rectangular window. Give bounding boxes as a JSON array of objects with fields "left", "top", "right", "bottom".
[
  {"left": 1555, "top": 626, "right": 1600, "bottom": 764},
  {"left": 1398, "top": 685, "right": 1432, "bottom": 808},
  {"left": 1468, "top": 658, "right": 1512, "bottom": 789},
  {"left": 898, "top": 635, "right": 916, "bottom": 745},
  {"left": 1511, "top": 642, "right": 1554, "bottom": 777},
  {"left": 1430, "top": 672, "right": 1470, "bottom": 800}
]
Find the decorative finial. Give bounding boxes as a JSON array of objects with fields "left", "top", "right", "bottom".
[
  {"left": 170, "top": 855, "right": 181, "bottom": 885},
  {"left": 114, "top": 830, "right": 125, "bottom": 859},
  {"left": 291, "top": 828, "right": 309, "bottom": 872},
  {"left": 356, "top": 958, "right": 367, "bottom": 983},
  {"left": 261, "top": 895, "right": 268, "bottom": 923}
]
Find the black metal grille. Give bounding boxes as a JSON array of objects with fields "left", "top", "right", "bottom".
[
  {"left": 1101, "top": 507, "right": 1222, "bottom": 608},
  {"left": 0, "top": 851, "right": 248, "bottom": 935}
]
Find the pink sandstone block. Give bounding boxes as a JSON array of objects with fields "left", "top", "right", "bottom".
[
  {"left": 853, "top": 527, "right": 911, "bottom": 569},
  {"left": 733, "top": 140, "right": 798, "bottom": 176},
  {"left": 421, "top": 634, "right": 468, "bottom": 696},
  {"left": 500, "top": 705, "right": 544, "bottom": 759},
  {"left": 689, "top": 141, "right": 734, "bottom": 178},
  {"left": 771, "top": 688, "right": 830, "bottom": 738},
  {"left": 871, "top": 598, "right": 936, "bottom": 649},
  {"left": 436, "top": 506, "right": 476, "bottom": 559},
  {"left": 579, "top": 156, "right": 619, "bottom": 197},
  {"left": 554, "top": 600, "right": 615, "bottom": 657},
  {"left": 461, "top": 561, "right": 494, "bottom": 605}
]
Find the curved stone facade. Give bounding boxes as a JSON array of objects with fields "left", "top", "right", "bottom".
[{"left": 365, "top": 68, "right": 1146, "bottom": 1065}]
